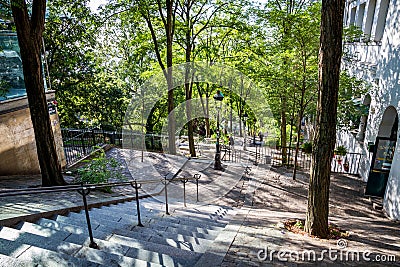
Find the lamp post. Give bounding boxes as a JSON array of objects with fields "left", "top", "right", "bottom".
[
  {"left": 243, "top": 113, "right": 248, "bottom": 151},
  {"left": 214, "top": 90, "right": 224, "bottom": 170}
]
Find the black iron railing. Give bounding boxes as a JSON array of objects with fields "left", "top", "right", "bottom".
[
  {"left": 267, "top": 146, "right": 363, "bottom": 175},
  {"left": 331, "top": 152, "right": 363, "bottom": 175},
  {"left": 268, "top": 146, "right": 312, "bottom": 169},
  {"left": 0, "top": 174, "right": 201, "bottom": 249},
  {"left": 61, "top": 128, "right": 122, "bottom": 166},
  {"left": 61, "top": 129, "right": 171, "bottom": 166}
]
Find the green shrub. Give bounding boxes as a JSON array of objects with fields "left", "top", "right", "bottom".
[
  {"left": 334, "top": 145, "right": 347, "bottom": 156},
  {"left": 75, "top": 147, "right": 125, "bottom": 193}
]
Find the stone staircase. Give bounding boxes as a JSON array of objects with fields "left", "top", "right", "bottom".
[{"left": 0, "top": 197, "right": 238, "bottom": 266}]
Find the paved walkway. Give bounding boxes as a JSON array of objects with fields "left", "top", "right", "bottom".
[
  {"left": 221, "top": 167, "right": 400, "bottom": 266},
  {"left": 0, "top": 154, "right": 399, "bottom": 266}
]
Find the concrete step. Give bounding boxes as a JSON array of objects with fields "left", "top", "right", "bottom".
[
  {"left": 98, "top": 204, "right": 164, "bottom": 218},
  {"left": 74, "top": 246, "right": 164, "bottom": 267},
  {"left": 80, "top": 206, "right": 157, "bottom": 222},
  {"left": 34, "top": 217, "right": 203, "bottom": 265},
  {"left": 40, "top": 215, "right": 213, "bottom": 253},
  {"left": 146, "top": 218, "right": 222, "bottom": 237},
  {"left": 111, "top": 229, "right": 212, "bottom": 253},
  {"left": 18, "top": 221, "right": 108, "bottom": 247},
  {"left": 56, "top": 213, "right": 139, "bottom": 230},
  {"left": 67, "top": 208, "right": 226, "bottom": 239},
  {"left": 2, "top": 225, "right": 162, "bottom": 267},
  {"left": 0, "top": 237, "right": 101, "bottom": 267},
  {"left": 0, "top": 226, "right": 80, "bottom": 255},
  {"left": 1, "top": 196, "right": 238, "bottom": 267},
  {"left": 1, "top": 226, "right": 148, "bottom": 266},
  {"left": 108, "top": 234, "right": 202, "bottom": 266},
  {"left": 36, "top": 217, "right": 118, "bottom": 237},
  {"left": 149, "top": 214, "right": 228, "bottom": 229},
  {"left": 84, "top": 205, "right": 228, "bottom": 231},
  {"left": 172, "top": 208, "right": 231, "bottom": 222},
  {"left": 111, "top": 199, "right": 233, "bottom": 218},
  {"left": 100, "top": 200, "right": 236, "bottom": 226},
  {"left": 0, "top": 254, "right": 30, "bottom": 267},
  {"left": 148, "top": 224, "right": 217, "bottom": 240}
]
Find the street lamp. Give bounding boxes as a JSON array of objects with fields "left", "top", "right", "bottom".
[
  {"left": 214, "top": 90, "right": 224, "bottom": 170},
  {"left": 243, "top": 113, "right": 248, "bottom": 151}
]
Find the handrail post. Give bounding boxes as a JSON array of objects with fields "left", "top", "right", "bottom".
[
  {"left": 133, "top": 181, "right": 144, "bottom": 227},
  {"left": 77, "top": 183, "right": 98, "bottom": 249},
  {"left": 181, "top": 177, "right": 188, "bottom": 207},
  {"left": 194, "top": 173, "right": 201, "bottom": 202},
  {"left": 163, "top": 175, "right": 170, "bottom": 215},
  {"left": 81, "top": 134, "right": 86, "bottom": 154}
]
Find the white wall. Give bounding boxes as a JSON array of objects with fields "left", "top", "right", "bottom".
[{"left": 341, "top": 0, "right": 400, "bottom": 220}]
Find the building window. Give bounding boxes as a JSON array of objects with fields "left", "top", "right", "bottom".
[
  {"left": 356, "top": 3, "right": 366, "bottom": 28},
  {"left": 364, "top": 0, "right": 376, "bottom": 38},
  {"left": 350, "top": 6, "right": 357, "bottom": 25},
  {"left": 374, "top": 0, "right": 390, "bottom": 41}
]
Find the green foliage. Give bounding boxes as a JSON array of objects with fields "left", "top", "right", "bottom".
[
  {"left": 334, "top": 145, "right": 347, "bottom": 156},
  {"left": 302, "top": 142, "right": 312, "bottom": 154},
  {"left": 0, "top": 1, "right": 12, "bottom": 20},
  {"left": 0, "top": 80, "right": 10, "bottom": 98},
  {"left": 257, "top": 2, "right": 321, "bottom": 147},
  {"left": 44, "top": 0, "right": 131, "bottom": 130},
  {"left": 337, "top": 71, "right": 369, "bottom": 129},
  {"left": 75, "top": 148, "right": 125, "bottom": 193},
  {"left": 294, "top": 219, "right": 304, "bottom": 229},
  {"left": 343, "top": 25, "right": 364, "bottom": 43}
]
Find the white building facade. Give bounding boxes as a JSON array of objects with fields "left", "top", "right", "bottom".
[{"left": 340, "top": 0, "right": 400, "bottom": 221}]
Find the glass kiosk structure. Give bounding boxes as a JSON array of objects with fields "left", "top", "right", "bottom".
[{"left": 0, "top": 29, "right": 27, "bottom": 100}]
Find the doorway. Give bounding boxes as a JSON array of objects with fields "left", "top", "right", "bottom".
[{"left": 365, "top": 106, "right": 398, "bottom": 197}]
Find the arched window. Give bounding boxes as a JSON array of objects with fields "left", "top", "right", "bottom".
[{"left": 378, "top": 106, "right": 398, "bottom": 138}]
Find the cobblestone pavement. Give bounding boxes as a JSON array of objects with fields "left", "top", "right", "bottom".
[{"left": 221, "top": 167, "right": 400, "bottom": 266}]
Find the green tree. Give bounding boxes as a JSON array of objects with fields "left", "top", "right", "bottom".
[
  {"left": 337, "top": 71, "right": 369, "bottom": 129},
  {"left": 44, "top": 0, "right": 131, "bottom": 130},
  {"left": 138, "top": 0, "right": 177, "bottom": 154},
  {"left": 9, "top": 0, "right": 66, "bottom": 186},
  {"left": 305, "top": 0, "right": 345, "bottom": 238}
]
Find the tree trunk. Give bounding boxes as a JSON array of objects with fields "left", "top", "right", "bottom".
[
  {"left": 293, "top": 68, "right": 307, "bottom": 180},
  {"left": 280, "top": 95, "right": 287, "bottom": 165},
  {"left": 185, "top": 67, "right": 196, "bottom": 157},
  {"left": 184, "top": 2, "right": 196, "bottom": 158},
  {"left": 305, "top": 0, "right": 345, "bottom": 238},
  {"left": 205, "top": 87, "right": 210, "bottom": 137},
  {"left": 11, "top": 0, "right": 65, "bottom": 186},
  {"left": 293, "top": 108, "right": 303, "bottom": 180},
  {"left": 166, "top": 0, "right": 176, "bottom": 154}
]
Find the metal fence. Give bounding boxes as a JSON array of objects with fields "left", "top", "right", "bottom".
[
  {"left": 331, "top": 152, "right": 363, "bottom": 175},
  {"left": 61, "top": 129, "right": 364, "bottom": 176},
  {"left": 61, "top": 128, "right": 122, "bottom": 166},
  {"left": 268, "top": 146, "right": 312, "bottom": 169},
  {"left": 266, "top": 146, "right": 363, "bottom": 175},
  {"left": 61, "top": 129, "right": 168, "bottom": 166}
]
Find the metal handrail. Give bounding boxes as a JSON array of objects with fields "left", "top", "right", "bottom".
[{"left": 0, "top": 175, "right": 201, "bottom": 249}]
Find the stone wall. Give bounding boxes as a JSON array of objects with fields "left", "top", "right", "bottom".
[{"left": 0, "top": 91, "right": 66, "bottom": 175}]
